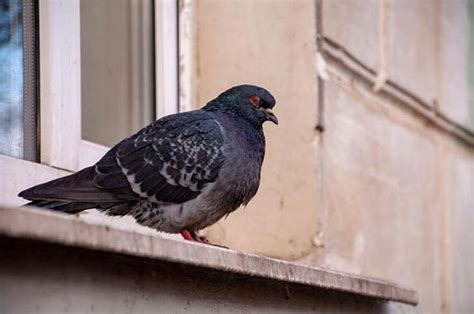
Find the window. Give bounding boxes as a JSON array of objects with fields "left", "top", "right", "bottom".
[
  {"left": 39, "top": 0, "right": 178, "bottom": 172},
  {"left": 80, "top": 0, "right": 155, "bottom": 147},
  {"left": 1, "top": 0, "right": 178, "bottom": 207},
  {"left": 0, "top": 0, "right": 38, "bottom": 161}
]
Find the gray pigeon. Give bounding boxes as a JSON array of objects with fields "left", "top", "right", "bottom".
[{"left": 19, "top": 85, "right": 277, "bottom": 243}]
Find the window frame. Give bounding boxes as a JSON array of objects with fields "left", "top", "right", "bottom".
[
  {"left": 39, "top": 0, "right": 178, "bottom": 171},
  {"left": 1, "top": 0, "right": 179, "bottom": 206},
  {"left": 39, "top": 0, "right": 178, "bottom": 172},
  {"left": 23, "top": 0, "right": 39, "bottom": 162}
]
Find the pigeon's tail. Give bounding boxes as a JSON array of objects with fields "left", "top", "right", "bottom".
[
  {"left": 18, "top": 166, "right": 135, "bottom": 214},
  {"left": 22, "top": 200, "right": 103, "bottom": 214}
]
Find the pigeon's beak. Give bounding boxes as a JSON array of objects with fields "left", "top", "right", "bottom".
[{"left": 263, "top": 108, "right": 278, "bottom": 125}]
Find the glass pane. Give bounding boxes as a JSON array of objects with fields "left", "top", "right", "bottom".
[
  {"left": 80, "top": 0, "right": 154, "bottom": 147},
  {"left": 0, "top": 0, "right": 23, "bottom": 158}
]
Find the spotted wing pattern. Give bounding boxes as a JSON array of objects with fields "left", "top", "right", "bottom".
[{"left": 94, "top": 112, "right": 226, "bottom": 204}]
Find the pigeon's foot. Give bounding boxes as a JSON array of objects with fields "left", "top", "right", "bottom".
[
  {"left": 180, "top": 230, "right": 209, "bottom": 244},
  {"left": 180, "top": 230, "right": 229, "bottom": 249}
]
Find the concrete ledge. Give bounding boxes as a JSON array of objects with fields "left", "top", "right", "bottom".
[{"left": 0, "top": 206, "right": 417, "bottom": 306}]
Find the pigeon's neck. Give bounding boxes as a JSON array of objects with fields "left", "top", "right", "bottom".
[
  {"left": 212, "top": 109, "right": 266, "bottom": 162},
  {"left": 204, "top": 100, "right": 266, "bottom": 156}
]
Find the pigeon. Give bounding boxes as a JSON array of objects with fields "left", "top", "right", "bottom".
[{"left": 19, "top": 84, "right": 278, "bottom": 243}]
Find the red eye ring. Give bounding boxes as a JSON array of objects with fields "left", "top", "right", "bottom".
[{"left": 250, "top": 95, "right": 260, "bottom": 106}]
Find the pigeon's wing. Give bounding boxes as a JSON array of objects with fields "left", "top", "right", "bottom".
[{"left": 94, "top": 112, "right": 226, "bottom": 204}]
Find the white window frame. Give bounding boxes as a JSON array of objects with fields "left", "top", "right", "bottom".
[
  {"left": 40, "top": 0, "right": 178, "bottom": 172},
  {"left": 1, "top": 0, "right": 179, "bottom": 206}
]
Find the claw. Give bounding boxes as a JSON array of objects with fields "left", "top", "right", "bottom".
[{"left": 179, "top": 230, "right": 228, "bottom": 249}]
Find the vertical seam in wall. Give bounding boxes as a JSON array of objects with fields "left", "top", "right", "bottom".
[
  {"left": 315, "top": 0, "right": 326, "bottom": 255},
  {"left": 434, "top": 0, "right": 442, "bottom": 113},
  {"left": 315, "top": 0, "right": 324, "bottom": 132},
  {"left": 437, "top": 140, "right": 450, "bottom": 314},
  {"left": 434, "top": 2, "right": 450, "bottom": 313},
  {"left": 373, "top": 0, "right": 390, "bottom": 92}
]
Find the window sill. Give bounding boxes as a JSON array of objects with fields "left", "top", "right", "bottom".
[{"left": 0, "top": 205, "right": 417, "bottom": 306}]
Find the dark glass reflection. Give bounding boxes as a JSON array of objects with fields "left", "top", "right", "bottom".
[{"left": 0, "top": 0, "right": 24, "bottom": 158}]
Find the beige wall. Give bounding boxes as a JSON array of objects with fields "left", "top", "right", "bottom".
[
  {"left": 194, "top": 0, "right": 321, "bottom": 260},
  {"left": 190, "top": 1, "right": 474, "bottom": 313}
]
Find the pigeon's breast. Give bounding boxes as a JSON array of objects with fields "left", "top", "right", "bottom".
[
  {"left": 132, "top": 115, "right": 267, "bottom": 232},
  {"left": 167, "top": 121, "right": 265, "bottom": 231},
  {"left": 216, "top": 118, "right": 266, "bottom": 207}
]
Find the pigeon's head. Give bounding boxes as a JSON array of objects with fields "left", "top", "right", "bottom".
[{"left": 211, "top": 85, "right": 278, "bottom": 126}]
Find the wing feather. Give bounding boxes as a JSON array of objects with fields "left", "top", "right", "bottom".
[
  {"left": 96, "top": 112, "right": 225, "bottom": 204},
  {"left": 19, "top": 111, "right": 225, "bottom": 209}
]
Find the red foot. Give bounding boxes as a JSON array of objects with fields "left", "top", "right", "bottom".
[
  {"left": 180, "top": 230, "right": 208, "bottom": 243},
  {"left": 180, "top": 230, "right": 229, "bottom": 249},
  {"left": 180, "top": 230, "right": 194, "bottom": 241}
]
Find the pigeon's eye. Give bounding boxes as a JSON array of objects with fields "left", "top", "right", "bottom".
[{"left": 249, "top": 95, "right": 261, "bottom": 107}]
